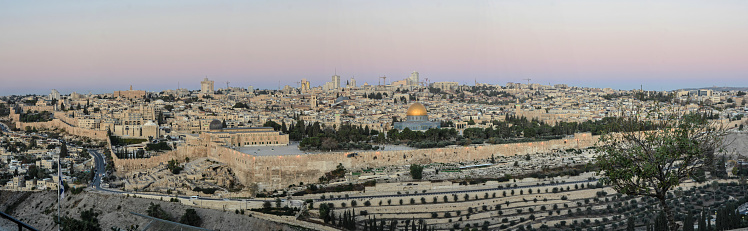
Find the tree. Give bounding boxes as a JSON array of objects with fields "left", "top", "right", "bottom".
[
  {"left": 319, "top": 203, "right": 332, "bottom": 223},
  {"left": 410, "top": 164, "right": 424, "bottom": 180},
  {"left": 262, "top": 201, "right": 271, "bottom": 209},
  {"left": 596, "top": 108, "right": 726, "bottom": 231},
  {"left": 58, "top": 208, "right": 102, "bottom": 231},
  {"left": 146, "top": 202, "right": 171, "bottom": 220},
  {"left": 699, "top": 209, "right": 707, "bottom": 231},
  {"left": 60, "top": 143, "right": 69, "bottom": 158},
  {"left": 167, "top": 159, "right": 183, "bottom": 174},
  {"left": 179, "top": 209, "right": 202, "bottom": 227},
  {"left": 683, "top": 210, "right": 694, "bottom": 231}
]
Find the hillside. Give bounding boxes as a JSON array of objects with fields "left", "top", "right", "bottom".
[{"left": 0, "top": 190, "right": 300, "bottom": 231}]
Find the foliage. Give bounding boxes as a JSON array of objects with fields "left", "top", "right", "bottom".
[
  {"left": 146, "top": 202, "right": 172, "bottom": 220},
  {"left": 60, "top": 142, "right": 69, "bottom": 158},
  {"left": 26, "top": 165, "right": 50, "bottom": 180},
  {"left": 0, "top": 103, "right": 10, "bottom": 116},
  {"left": 683, "top": 210, "right": 694, "bottom": 231},
  {"left": 19, "top": 110, "right": 53, "bottom": 122},
  {"left": 167, "top": 159, "right": 183, "bottom": 174},
  {"left": 146, "top": 142, "right": 172, "bottom": 152},
  {"left": 192, "top": 187, "right": 218, "bottom": 194},
  {"left": 410, "top": 164, "right": 424, "bottom": 180},
  {"left": 232, "top": 102, "right": 249, "bottom": 109},
  {"left": 109, "top": 136, "right": 147, "bottom": 146},
  {"left": 360, "top": 217, "right": 435, "bottom": 231},
  {"left": 178, "top": 209, "right": 202, "bottom": 227},
  {"left": 250, "top": 206, "right": 298, "bottom": 216},
  {"left": 318, "top": 163, "right": 346, "bottom": 183},
  {"left": 58, "top": 208, "right": 102, "bottom": 231},
  {"left": 319, "top": 203, "right": 332, "bottom": 223},
  {"left": 596, "top": 107, "right": 726, "bottom": 231},
  {"left": 715, "top": 201, "right": 743, "bottom": 230},
  {"left": 298, "top": 122, "right": 387, "bottom": 151}
]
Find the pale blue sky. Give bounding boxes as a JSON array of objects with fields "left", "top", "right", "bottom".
[{"left": 1, "top": 0, "right": 747, "bottom": 95}]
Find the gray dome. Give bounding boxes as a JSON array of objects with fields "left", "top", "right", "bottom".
[
  {"left": 209, "top": 119, "right": 223, "bottom": 130},
  {"left": 335, "top": 96, "right": 350, "bottom": 104}
]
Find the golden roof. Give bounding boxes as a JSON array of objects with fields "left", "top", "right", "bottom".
[{"left": 406, "top": 103, "right": 428, "bottom": 116}]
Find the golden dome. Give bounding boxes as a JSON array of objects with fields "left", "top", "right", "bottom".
[{"left": 406, "top": 103, "right": 428, "bottom": 116}]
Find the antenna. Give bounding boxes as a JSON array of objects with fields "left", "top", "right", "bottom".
[
  {"left": 226, "top": 81, "right": 230, "bottom": 90},
  {"left": 379, "top": 76, "right": 387, "bottom": 86},
  {"left": 523, "top": 78, "right": 531, "bottom": 85}
]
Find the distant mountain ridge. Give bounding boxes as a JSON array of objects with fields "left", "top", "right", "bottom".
[{"left": 678, "top": 86, "right": 748, "bottom": 92}]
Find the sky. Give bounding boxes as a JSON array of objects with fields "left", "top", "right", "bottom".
[{"left": 1, "top": 0, "right": 748, "bottom": 96}]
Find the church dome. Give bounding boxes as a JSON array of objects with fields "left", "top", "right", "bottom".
[{"left": 406, "top": 103, "right": 428, "bottom": 116}]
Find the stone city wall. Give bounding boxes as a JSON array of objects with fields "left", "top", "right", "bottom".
[
  {"left": 15, "top": 119, "right": 108, "bottom": 141},
  {"left": 20, "top": 105, "right": 55, "bottom": 114},
  {"left": 103, "top": 131, "right": 595, "bottom": 190},
  {"left": 210, "top": 133, "right": 597, "bottom": 190},
  {"left": 110, "top": 145, "right": 209, "bottom": 173}
]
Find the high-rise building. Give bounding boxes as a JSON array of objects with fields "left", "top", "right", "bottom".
[
  {"left": 407, "top": 71, "right": 419, "bottom": 86},
  {"left": 348, "top": 77, "right": 356, "bottom": 88},
  {"left": 431, "top": 82, "right": 458, "bottom": 91},
  {"left": 332, "top": 75, "right": 341, "bottom": 89},
  {"left": 49, "top": 89, "right": 60, "bottom": 101},
  {"left": 201, "top": 77, "right": 214, "bottom": 94},
  {"left": 301, "top": 79, "right": 311, "bottom": 91}
]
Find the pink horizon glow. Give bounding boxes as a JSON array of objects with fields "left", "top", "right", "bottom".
[{"left": 1, "top": 1, "right": 747, "bottom": 95}]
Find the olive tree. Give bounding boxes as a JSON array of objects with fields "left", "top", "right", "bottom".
[{"left": 596, "top": 107, "right": 726, "bottom": 231}]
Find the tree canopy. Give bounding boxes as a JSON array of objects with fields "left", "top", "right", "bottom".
[{"left": 595, "top": 107, "right": 726, "bottom": 231}]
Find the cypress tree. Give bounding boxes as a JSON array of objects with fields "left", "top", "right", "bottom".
[
  {"left": 655, "top": 211, "right": 669, "bottom": 231},
  {"left": 627, "top": 216, "right": 635, "bottom": 231},
  {"left": 684, "top": 210, "right": 694, "bottom": 231},
  {"left": 700, "top": 209, "right": 707, "bottom": 231}
]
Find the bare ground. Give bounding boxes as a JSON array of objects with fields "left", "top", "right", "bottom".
[{"left": 0, "top": 190, "right": 303, "bottom": 231}]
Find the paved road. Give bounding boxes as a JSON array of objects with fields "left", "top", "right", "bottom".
[
  {"left": 0, "top": 121, "right": 10, "bottom": 133},
  {"left": 88, "top": 149, "right": 107, "bottom": 190}
]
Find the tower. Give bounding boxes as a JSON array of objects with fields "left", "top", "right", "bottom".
[
  {"left": 49, "top": 89, "right": 60, "bottom": 101},
  {"left": 349, "top": 77, "right": 356, "bottom": 88},
  {"left": 408, "top": 71, "right": 419, "bottom": 86},
  {"left": 332, "top": 74, "right": 341, "bottom": 89},
  {"left": 301, "top": 79, "right": 311, "bottom": 91},
  {"left": 201, "top": 77, "right": 214, "bottom": 94}
]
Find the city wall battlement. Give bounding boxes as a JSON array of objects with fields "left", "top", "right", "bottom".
[
  {"left": 210, "top": 133, "right": 596, "bottom": 190},
  {"left": 15, "top": 119, "right": 109, "bottom": 141},
  {"left": 111, "top": 145, "right": 209, "bottom": 172}
]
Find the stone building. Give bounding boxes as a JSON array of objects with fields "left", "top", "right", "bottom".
[
  {"left": 201, "top": 120, "right": 289, "bottom": 147},
  {"left": 114, "top": 85, "right": 146, "bottom": 99},
  {"left": 201, "top": 77, "right": 215, "bottom": 94}
]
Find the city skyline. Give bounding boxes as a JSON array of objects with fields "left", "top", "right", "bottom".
[{"left": 2, "top": 0, "right": 748, "bottom": 95}]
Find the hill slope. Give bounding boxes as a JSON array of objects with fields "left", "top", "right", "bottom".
[{"left": 0, "top": 190, "right": 299, "bottom": 231}]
